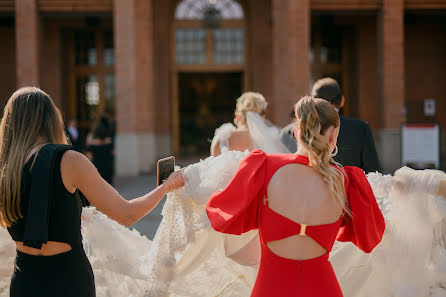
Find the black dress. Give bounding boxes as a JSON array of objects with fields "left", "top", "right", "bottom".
[
  {"left": 7, "top": 144, "right": 95, "bottom": 297},
  {"left": 89, "top": 120, "right": 114, "bottom": 184}
]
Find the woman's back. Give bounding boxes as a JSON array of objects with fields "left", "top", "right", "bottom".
[
  {"left": 227, "top": 130, "right": 254, "bottom": 152},
  {"left": 211, "top": 128, "right": 254, "bottom": 156},
  {"left": 266, "top": 162, "right": 343, "bottom": 260}
]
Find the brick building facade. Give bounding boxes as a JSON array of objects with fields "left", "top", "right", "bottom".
[{"left": 1, "top": 0, "right": 446, "bottom": 175}]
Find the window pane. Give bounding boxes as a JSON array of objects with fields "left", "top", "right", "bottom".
[
  {"left": 176, "top": 29, "right": 206, "bottom": 65},
  {"left": 74, "top": 32, "right": 97, "bottom": 66},
  {"left": 175, "top": 0, "right": 243, "bottom": 20},
  {"left": 104, "top": 31, "right": 114, "bottom": 66},
  {"left": 213, "top": 28, "right": 244, "bottom": 64},
  {"left": 85, "top": 76, "right": 99, "bottom": 106},
  {"left": 104, "top": 74, "right": 116, "bottom": 115}
]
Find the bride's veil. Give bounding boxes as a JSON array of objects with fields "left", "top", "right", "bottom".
[{"left": 245, "top": 111, "right": 291, "bottom": 154}]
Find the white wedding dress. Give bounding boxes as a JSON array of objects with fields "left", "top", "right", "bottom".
[{"left": 1, "top": 112, "right": 446, "bottom": 297}]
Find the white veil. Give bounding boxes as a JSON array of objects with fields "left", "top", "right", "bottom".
[{"left": 245, "top": 111, "right": 291, "bottom": 154}]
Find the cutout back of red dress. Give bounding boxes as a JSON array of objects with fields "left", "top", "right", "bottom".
[{"left": 258, "top": 154, "right": 343, "bottom": 254}]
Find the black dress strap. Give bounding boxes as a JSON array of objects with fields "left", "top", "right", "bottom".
[{"left": 23, "top": 144, "right": 72, "bottom": 249}]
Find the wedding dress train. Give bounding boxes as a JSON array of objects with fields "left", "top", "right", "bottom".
[{"left": 77, "top": 152, "right": 446, "bottom": 297}]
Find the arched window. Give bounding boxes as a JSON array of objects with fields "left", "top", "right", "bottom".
[
  {"left": 174, "top": 0, "right": 245, "bottom": 66},
  {"left": 175, "top": 0, "right": 244, "bottom": 20}
]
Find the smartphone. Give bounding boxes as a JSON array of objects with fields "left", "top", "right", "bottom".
[{"left": 157, "top": 156, "right": 175, "bottom": 186}]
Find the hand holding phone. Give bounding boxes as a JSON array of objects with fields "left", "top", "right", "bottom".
[{"left": 157, "top": 156, "right": 175, "bottom": 187}]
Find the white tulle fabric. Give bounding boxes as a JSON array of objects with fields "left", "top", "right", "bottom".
[
  {"left": 331, "top": 167, "right": 446, "bottom": 297},
  {"left": 75, "top": 158, "right": 446, "bottom": 297},
  {"left": 245, "top": 111, "right": 291, "bottom": 154}
]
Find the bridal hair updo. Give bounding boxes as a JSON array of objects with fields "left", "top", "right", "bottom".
[
  {"left": 295, "top": 96, "right": 350, "bottom": 215},
  {"left": 234, "top": 92, "right": 268, "bottom": 126},
  {"left": 0, "top": 87, "right": 68, "bottom": 227}
]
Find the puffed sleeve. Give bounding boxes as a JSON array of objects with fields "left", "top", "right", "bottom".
[
  {"left": 336, "top": 166, "right": 385, "bottom": 253},
  {"left": 206, "top": 150, "right": 267, "bottom": 235}
]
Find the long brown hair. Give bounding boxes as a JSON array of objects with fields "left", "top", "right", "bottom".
[
  {"left": 0, "top": 87, "right": 68, "bottom": 227},
  {"left": 295, "top": 96, "right": 350, "bottom": 215}
]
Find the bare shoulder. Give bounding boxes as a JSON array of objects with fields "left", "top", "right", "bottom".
[
  {"left": 229, "top": 130, "right": 250, "bottom": 142},
  {"left": 61, "top": 150, "right": 93, "bottom": 172},
  {"left": 230, "top": 129, "right": 250, "bottom": 137},
  {"left": 227, "top": 130, "right": 252, "bottom": 151}
]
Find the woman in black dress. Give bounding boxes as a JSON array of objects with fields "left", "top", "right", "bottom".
[
  {"left": 88, "top": 113, "right": 114, "bottom": 184},
  {"left": 0, "top": 87, "right": 184, "bottom": 297}
]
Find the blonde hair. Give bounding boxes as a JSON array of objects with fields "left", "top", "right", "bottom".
[
  {"left": 0, "top": 87, "right": 68, "bottom": 227},
  {"left": 234, "top": 92, "right": 268, "bottom": 126},
  {"left": 295, "top": 96, "right": 350, "bottom": 216}
]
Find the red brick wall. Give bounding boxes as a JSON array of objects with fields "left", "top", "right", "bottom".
[
  {"left": 357, "top": 15, "right": 380, "bottom": 132},
  {"left": 378, "top": 0, "right": 405, "bottom": 129},
  {"left": 405, "top": 19, "right": 446, "bottom": 127},
  {"left": 40, "top": 19, "right": 63, "bottom": 109},
  {"left": 247, "top": 0, "right": 273, "bottom": 114},
  {"left": 153, "top": 0, "right": 172, "bottom": 134},
  {"left": 114, "top": 0, "right": 155, "bottom": 134},
  {"left": 272, "top": 0, "right": 310, "bottom": 126},
  {"left": 0, "top": 24, "right": 16, "bottom": 110},
  {"left": 15, "top": 0, "right": 40, "bottom": 87}
]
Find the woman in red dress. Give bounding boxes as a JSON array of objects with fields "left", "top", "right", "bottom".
[{"left": 206, "top": 96, "right": 385, "bottom": 297}]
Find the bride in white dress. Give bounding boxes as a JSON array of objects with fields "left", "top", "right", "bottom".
[
  {"left": 1, "top": 93, "right": 446, "bottom": 297},
  {"left": 210, "top": 91, "right": 289, "bottom": 157}
]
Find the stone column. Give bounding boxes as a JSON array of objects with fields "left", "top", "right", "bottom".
[
  {"left": 114, "top": 0, "right": 160, "bottom": 175},
  {"left": 272, "top": 0, "right": 310, "bottom": 126},
  {"left": 15, "top": 0, "right": 40, "bottom": 87},
  {"left": 377, "top": 0, "right": 405, "bottom": 173}
]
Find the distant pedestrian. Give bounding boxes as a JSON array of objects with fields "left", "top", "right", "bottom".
[
  {"left": 312, "top": 77, "right": 380, "bottom": 172},
  {"left": 280, "top": 110, "right": 297, "bottom": 153},
  {"left": 88, "top": 113, "right": 114, "bottom": 184},
  {"left": 65, "top": 118, "right": 82, "bottom": 152}
]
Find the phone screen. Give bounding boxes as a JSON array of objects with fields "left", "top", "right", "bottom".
[{"left": 157, "top": 156, "right": 175, "bottom": 186}]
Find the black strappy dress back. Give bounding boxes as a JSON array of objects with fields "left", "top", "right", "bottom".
[{"left": 7, "top": 144, "right": 95, "bottom": 297}]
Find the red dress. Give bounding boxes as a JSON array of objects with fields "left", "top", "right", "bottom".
[{"left": 206, "top": 150, "right": 385, "bottom": 297}]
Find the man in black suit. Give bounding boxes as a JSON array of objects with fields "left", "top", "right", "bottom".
[
  {"left": 279, "top": 110, "right": 298, "bottom": 153},
  {"left": 280, "top": 78, "right": 380, "bottom": 172},
  {"left": 311, "top": 78, "right": 380, "bottom": 172}
]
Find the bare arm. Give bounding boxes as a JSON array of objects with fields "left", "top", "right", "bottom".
[
  {"left": 439, "top": 180, "right": 446, "bottom": 197},
  {"left": 61, "top": 151, "right": 184, "bottom": 226},
  {"left": 211, "top": 138, "right": 221, "bottom": 157}
]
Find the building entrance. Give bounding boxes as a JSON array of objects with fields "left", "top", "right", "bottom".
[
  {"left": 178, "top": 72, "right": 242, "bottom": 156},
  {"left": 172, "top": 0, "right": 246, "bottom": 157}
]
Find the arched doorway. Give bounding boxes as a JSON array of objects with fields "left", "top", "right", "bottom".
[{"left": 172, "top": 0, "right": 247, "bottom": 157}]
